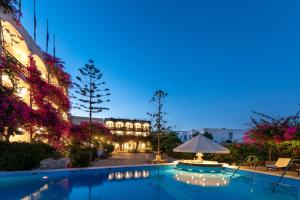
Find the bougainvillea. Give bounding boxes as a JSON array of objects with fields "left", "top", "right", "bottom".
[
  {"left": 283, "top": 127, "right": 298, "bottom": 141},
  {"left": 244, "top": 112, "right": 300, "bottom": 144},
  {"left": 43, "top": 53, "right": 71, "bottom": 88},
  {"left": 26, "top": 56, "right": 71, "bottom": 149},
  {"left": 0, "top": 53, "right": 38, "bottom": 141},
  {"left": 69, "top": 122, "right": 111, "bottom": 144},
  {"left": 0, "top": 86, "right": 37, "bottom": 141},
  {"left": 0, "top": 41, "right": 71, "bottom": 150},
  {"left": 27, "top": 56, "right": 70, "bottom": 112},
  {"left": 0, "top": 54, "right": 21, "bottom": 90}
]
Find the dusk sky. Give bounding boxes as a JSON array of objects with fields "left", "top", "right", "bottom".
[{"left": 21, "top": 0, "right": 300, "bottom": 130}]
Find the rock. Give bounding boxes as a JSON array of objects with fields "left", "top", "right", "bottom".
[{"left": 40, "top": 158, "right": 69, "bottom": 170}]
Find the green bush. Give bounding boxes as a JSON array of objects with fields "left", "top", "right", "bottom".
[
  {"left": 68, "top": 145, "right": 97, "bottom": 167},
  {"left": 169, "top": 152, "right": 196, "bottom": 159},
  {"left": 150, "top": 132, "right": 182, "bottom": 155},
  {"left": 0, "top": 141, "right": 60, "bottom": 171},
  {"left": 203, "top": 143, "right": 271, "bottom": 165},
  {"left": 128, "top": 149, "right": 140, "bottom": 153},
  {"left": 144, "top": 149, "right": 152, "bottom": 153},
  {"left": 103, "top": 143, "right": 114, "bottom": 154}
]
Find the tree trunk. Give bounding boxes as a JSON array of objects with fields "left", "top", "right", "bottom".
[
  {"left": 4, "top": 134, "right": 9, "bottom": 141},
  {"left": 157, "top": 133, "right": 160, "bottom": 155},
  {"left": 4, "top": 127, "right": 11, "bottom": 141},
  {"left": 135, "top": 140, "right": 140, "bottom": 152}
]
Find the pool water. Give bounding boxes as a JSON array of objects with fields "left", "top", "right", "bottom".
[{"left": 0, "top": 165, "right": 299, "bottom": 200}]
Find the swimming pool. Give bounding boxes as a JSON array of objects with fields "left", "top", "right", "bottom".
[{"left": 0, "top": 164, "right": 299, "bottom": 200}]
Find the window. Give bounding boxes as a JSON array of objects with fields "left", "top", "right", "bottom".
[
  {"left": 228, "top": 132, "right": 233, "bottom": 141},
  {"left": 184, "top": 135, "right": 187, "bottom": 140}
]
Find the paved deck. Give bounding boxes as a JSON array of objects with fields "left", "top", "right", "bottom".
[
  {"left": 239, "top": 166, "right": 300, "bottom": 180},
  {"left": 93, "top": 152, "right": 174, "bottom": 167}
]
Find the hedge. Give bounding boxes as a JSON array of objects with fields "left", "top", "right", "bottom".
[
  {"left": 0, "top": 141, "right": 60, "bottom": 171},
  {"left": 203, "top": 142, "right": 300, "bottom": 165},
  {"left": 68, "top": 145, "right": 97, "bottom": 167}
]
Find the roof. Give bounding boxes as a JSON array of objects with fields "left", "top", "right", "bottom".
[
  {"left": 173, "top": 134, "right": 230, "bottom": 154},
  {"left": 104, "top": 118, "right": 150, "bottom": 124}
]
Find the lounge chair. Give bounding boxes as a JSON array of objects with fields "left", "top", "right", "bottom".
[
  {"left": 265, "top": 158, "right": 291, "bottom": 171},
  {"left": 244, "top": 155, "right": 259, "bottom": 169},
  {"left": 294, "top": 164, "right": 300, "bottom": 176}
]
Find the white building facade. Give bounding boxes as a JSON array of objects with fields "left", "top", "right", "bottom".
[{"left": 176, "top": 128, "right": 247, "bottom": 143}]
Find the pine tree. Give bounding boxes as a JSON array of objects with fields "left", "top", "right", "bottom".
[
  {"left": 72, "top": 59, "right": 110, "bottom": 140},
  {"left": 147, "top": 90, "right": 168, "bottom": 159}
]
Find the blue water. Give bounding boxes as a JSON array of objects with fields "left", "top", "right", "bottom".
[{"left": 0, "top": 165, "right": 299, "bottom": 200}]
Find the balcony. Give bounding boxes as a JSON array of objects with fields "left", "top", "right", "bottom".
[{"left": 3, "top": 48, "right": 28, "bottom": 77}]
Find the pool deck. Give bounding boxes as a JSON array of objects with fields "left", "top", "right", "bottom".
[
  {"left": 0, "top": 152, "right": 175, "bottom": 176},
  {"left": 0, "top": 163, "right": 175, "bottom": 177},
  {"left": 93, "top": 152, "right": 175, "bottom": 167},
  {"left": 0, "top": 153, "right": 300, "bottom": 182},
  {"left": 234, "top": 166, "right": 300, "bottom": 180}
]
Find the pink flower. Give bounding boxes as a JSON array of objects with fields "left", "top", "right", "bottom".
[
  {"left": 283, "top": 127, "right": 297, "bottom": 140},
  {"left": 243, "top": 131, "right": 256, "bottom": 144},
  {"left": 1, "top": 103, "right": 9, "bottom": 109}
]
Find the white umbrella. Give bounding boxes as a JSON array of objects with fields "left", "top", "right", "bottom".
[{"left": 173, "top": 134, "right": 230, "bottom": 161}]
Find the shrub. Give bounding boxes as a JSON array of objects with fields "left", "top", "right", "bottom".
[
  {"left": 128, "top": 149, "right": 140, "bottom": 153},
  {"left": 203, "top": 143, "right": 271, "bottom": 165},
  {"left": 68, "top": 145, "right": 97, "bottom": 167},
  {"left": 150, "top": 132, "right": 182, "bottom": 156},
  {"left": 0, "top": 141, "right": 60, "bottom": 171},
  {"left": 145, "top": 149, "right": 152, "bottom": 153},
  {"left": 103, "top": 143, "right": 114, "bottom": 154},
  {"left": 169, "top": 152, "right": 196, "bottom": 159}
]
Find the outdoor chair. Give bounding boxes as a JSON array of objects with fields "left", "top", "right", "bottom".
[
  {"left": 265, "top": 158, "right": 291, "bottom": 171},
  {"left": 244, "top": 155, "right": 259, "bottom": 169},
  {"left": 294, "top": 164, "right": 300, "bottom": 176}
]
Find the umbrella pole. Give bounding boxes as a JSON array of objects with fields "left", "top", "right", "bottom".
[{"left": 156, "top": 132, "right": 162, "bottom": 161}]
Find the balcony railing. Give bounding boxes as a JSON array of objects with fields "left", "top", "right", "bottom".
[
  {"left": 3, "top": 48, "right": 29, "bottom": 77},
  {"left": 111, "top": 130, "right": 150, "bottom": 137},
  {"left": 109, "top": 126, "right": 150, "bottom": 132}
]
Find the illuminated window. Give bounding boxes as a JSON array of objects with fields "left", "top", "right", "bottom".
[
  {"left": 116, "top": 122, "right": 124, "bottom": 128},
  {"left": 106, "top": 121, "right": 114, "bottom": 128},
  {"left": 125, "top": 122, "right": 133, "bottom": 129}
]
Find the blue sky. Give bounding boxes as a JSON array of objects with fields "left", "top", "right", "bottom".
[{"left": 20, "top": 0, "right": 300, "bottom": 130}]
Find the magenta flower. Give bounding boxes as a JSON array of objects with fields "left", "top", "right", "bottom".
[{"left": 283, "top": 127, "right": 297, "bottom": 140}]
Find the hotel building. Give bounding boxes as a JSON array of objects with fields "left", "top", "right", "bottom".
[
  {"left": 105, "top": 118, "right": 151, "bottom": 152},
  {"left": 71, "top": 116, "right": 152, "bottom": 152},
  {"left": 176, "top": 128, "right": 246, "bottom": 143},
  {"left": 0, "top": 10, "right": 69, "bottom": 142}
]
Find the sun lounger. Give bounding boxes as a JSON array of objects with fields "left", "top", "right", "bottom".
[
  {"left": 294, "top": 164, "right": 300, "bottom": 176},
  {"left": 265, "top": 158, "right": 291, "bottom": 171}
]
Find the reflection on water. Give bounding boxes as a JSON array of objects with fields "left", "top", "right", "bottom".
[
  {"left": 174, "top": 171, "right": 230, "bottom": 187},
  {"left": 4, "top": 167, "right": 297, "bottom": 200},
  {"left": 108, "top": 170, "right": 150, "bottom": 181},
  {"left": 21, "top": 184, "right": 49, "bottom": 200},
  {"left": 5, "top": 170, "right": 151, "bottom": 200}
]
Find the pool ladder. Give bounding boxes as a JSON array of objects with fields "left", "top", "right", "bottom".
[
  {"left": 230, "top": 165, "right": 241, "bottom": 178},
  {"left": 273, "top": 159, "right": 300, "bottom": 192},
  {"left": 230, "top": 158, "right": 299, "bottom": 193},
  {"left": 230, "top": 156, "right": 250, "bottom": 179}
]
